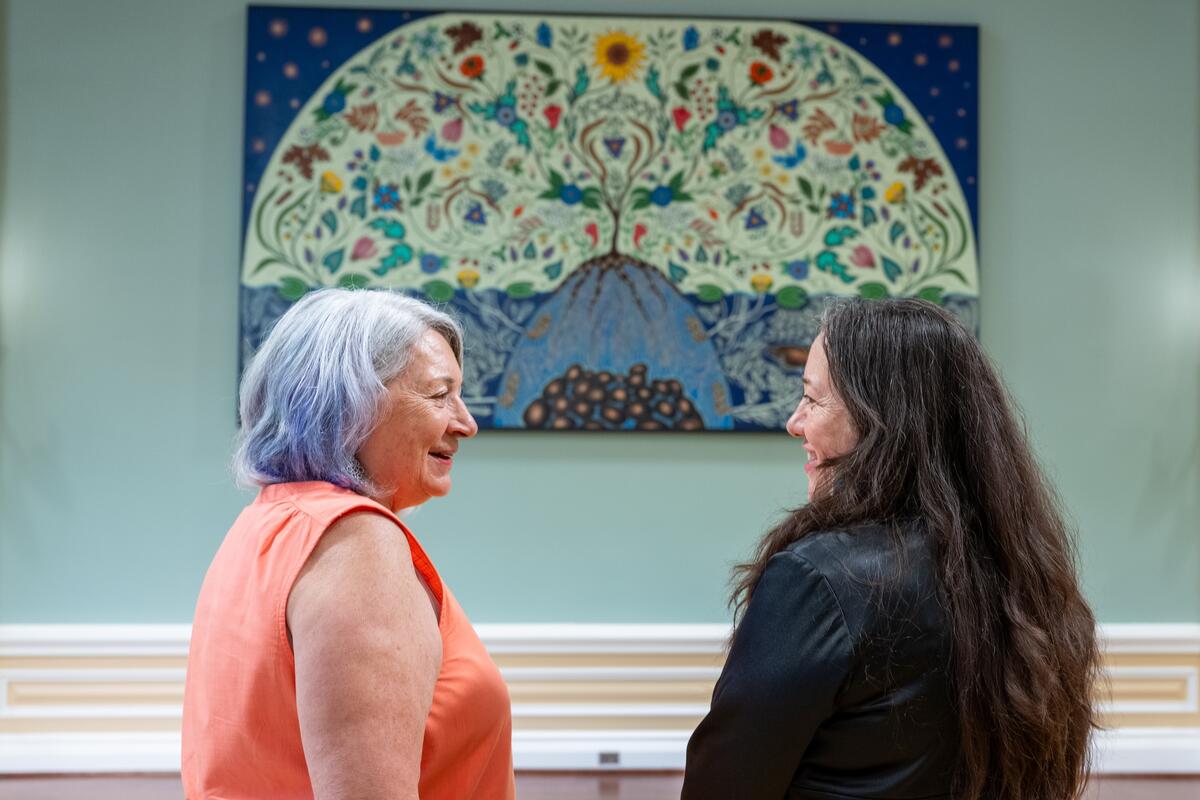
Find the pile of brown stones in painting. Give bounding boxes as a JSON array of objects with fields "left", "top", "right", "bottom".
[{"left": 522, "top": 363, "right": 705, "bottom": 431}]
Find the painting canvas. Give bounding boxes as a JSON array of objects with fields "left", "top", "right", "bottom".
[{"left": 241, "top": 8, "right": 979, "bottom": 431}]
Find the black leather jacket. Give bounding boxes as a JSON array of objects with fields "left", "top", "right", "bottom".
[{"left": 683, "top": 524, "right": 958, "bottom": 799}]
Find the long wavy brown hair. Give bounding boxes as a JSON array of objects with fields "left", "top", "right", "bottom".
[{"left": 732, "top": 298, "right": 1100, "bottom": 800}]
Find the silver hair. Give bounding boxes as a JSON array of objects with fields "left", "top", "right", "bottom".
[{"left": 233, "top": 289, "right": 463, "bottom": 496}]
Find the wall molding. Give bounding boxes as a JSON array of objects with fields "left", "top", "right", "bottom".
[{"left": 1, "top": 623, "right": 1197, "bottom": 774}]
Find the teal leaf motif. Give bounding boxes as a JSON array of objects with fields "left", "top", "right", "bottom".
[
  {"left": 322, "top": 249, "right": 345, "bottom": 273},
  {"left": 321, "top": 211, "right": 338, "bottom": 234},
  {"left": 881, "top": 257, "right": 902, "bottom": 283}
]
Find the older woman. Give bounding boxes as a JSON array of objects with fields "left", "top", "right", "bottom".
[
  {"left": 182, "top": 289, "right": 513, "bottom": 799},
  {"left": 683, "top": 299, "right": 1099, "bottom": 800}
]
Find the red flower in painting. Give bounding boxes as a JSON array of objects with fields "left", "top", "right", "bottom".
[
  {"left": 748, "top": 61, "right": 774, "bottom": 85},
  {"left": 281, "top": 144, "right": 330, "bottom": 180},
  {"left": 672, "top": 107, "right": 691, "bottom": 131},
  {"left": 460, "top": 55, "right": 485, "bottom": 79}
]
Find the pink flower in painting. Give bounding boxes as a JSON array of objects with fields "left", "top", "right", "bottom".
[
  {"left": 769, "top": 124, "right": 789, "bottom": 150},
  {"left": 584, "top": 222, "right": 599, "bottom": 247},
  {"left": 672, "top": 107, "right": 691, "bottom": 132},
  {"left": 441, "top": 117, "right": 463, "bottom": 142},
  {"left": 850, "top": 245, "right": 876, "bottom": 268},
  {"left": 543, "top": 105, "right": 562, "bottom": 130},
  {"left": 351, "top": 236, "right": 378, "bottom": 261},
  {"left": 632, "top": 223, "right": 648, "bottom": 249}
]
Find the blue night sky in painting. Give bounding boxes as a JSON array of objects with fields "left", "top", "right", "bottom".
[{"left": 241, "top": 7, "right": 979, "bottom": 240}]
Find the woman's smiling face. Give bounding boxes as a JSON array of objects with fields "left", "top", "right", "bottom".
[
  {"left": 785, "top": 332, "right": 859, "bottom": 500},
  {"left": 356, "top": 329, "right": 478, "bottom": 511}
]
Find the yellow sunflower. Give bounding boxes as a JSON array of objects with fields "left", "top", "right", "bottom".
[{"left": 594, "top": 31, "right": 645, "bottom": 82}]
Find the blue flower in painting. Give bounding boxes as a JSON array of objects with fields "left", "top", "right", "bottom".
[
  {"left": 776, "top": 99, "right": 799, "bottom": 121},
  {"left": 744, "top": 207, "right": 767, "bottom": 230},
  {"left": 322, "top": 91, "right": 346, "bottom": 115},
  {"left": 495, "top": 104, "right": 518, "bottom": 128},
  {"left": 464, "top": 202, "right": 487, "bottom": 225},
  {"left": 374, "top": 183, "right": 400, "bottom": 210},
  {"left": 420, "top": 253, "right": 444, "bottom": 274},
  {"left": 683, "top": 25, "right": 700, "bottom": 51},
  {"left": 716, "top": 109, "right": 739, "bottom": 132},
  {"left": 829, "top": 192, "right": 855, "bottom": 219},
  {"left": 536, "top": 22, "right": 553, "bottom": 47},
  {"left": 786, "top": 259, "right": 809, "bottom": 279},
  {"left": 559, "top": 184, "right": 583, "bottom": 205},
  {"left": 650, "top": 186, "right": 674, "bottom": 207},
  {"left": 883, "top": 103, "right": 906, "bottom": 126},
  {"left": 432, "top": 91, "right": 459, "bottom": 113}
]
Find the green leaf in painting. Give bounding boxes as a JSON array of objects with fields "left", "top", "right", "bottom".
[
  {"left": 916, "top": 286, "right": 945, "bottom": 304},
  {"left": 775, "top": 285, "right": 809, "bottom": 309},
  {"left": 416, "top": 170, "right": 434, "bottom": 192},
  {"left": 506, "top": 281, "right": 536, "bottom": 299},
  {"left": 546, "top": 79, "right": 561, "bottom": 96},
  {"left": 668, "top": 262, "right": 688, "bottom": 283},
  {"left": 350, "top": 196, "right": 367, "bottom": 219},
  {"left": 798, "top": 177, "right": 813, "bottom": 200},
  {"left": 544, "top": 261, "right": 563, "bottom": 280},
  {"left": 674, "top": 82, "right": 690, "bottom": 101},
  {"left": 889, "top": 221, "right": 905, "bottom": 243},
  {"left": 696, "top": 284, "right": 724, "bottom": 303},
  {"left": 338, "top": 273, "right": 370, "bottom": 289},
  {"left": 858, "top": 282, "right": 889, "bottom": 299},
  {"left": 535, "top": 59, "right": 555, "bottom": 77},
  {"left": 423, "top": 280, "right": 455, "bottom": 302},
  {"left": 278, "top": 277, "right": 309, "bottom": 301}
]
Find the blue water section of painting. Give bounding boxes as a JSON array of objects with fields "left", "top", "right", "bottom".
[{"left": 240, "top": 281, "right": 978, "bottom": 432}]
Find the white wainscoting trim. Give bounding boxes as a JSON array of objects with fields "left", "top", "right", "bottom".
[
  {"left": 2, "top": 729, "right": 1197, "bottom": 774},
  {"left": 0, "top": 623, "right": 1197, "bottom": 774}
]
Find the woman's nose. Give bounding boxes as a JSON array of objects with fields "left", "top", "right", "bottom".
[
  {"left": 452, "top": 397, "right": 479, "bottom": 438},
  {"left": 785, "top": 403, "right": 804, "bottom": 438}
]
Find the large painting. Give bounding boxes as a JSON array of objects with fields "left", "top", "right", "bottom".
[{"left": 241, "top": 8, "right": 979, "bottom": 430}]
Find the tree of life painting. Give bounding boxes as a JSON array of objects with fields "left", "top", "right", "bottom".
[{"left": 241, "top": 12, "right": 979, "bottom": 430}]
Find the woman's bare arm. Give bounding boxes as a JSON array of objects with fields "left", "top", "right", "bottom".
[{"left": 287, "top": 511, "right": 442, "bottom": 799}]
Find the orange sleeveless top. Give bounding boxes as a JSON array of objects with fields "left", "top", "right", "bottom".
[{"left": 181, "top": 481, "right": 514, "bottom": 799}]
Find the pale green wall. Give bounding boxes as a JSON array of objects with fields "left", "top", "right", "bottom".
[{"left": 1, "top": 0, "right": 1197, "bottom": 624}]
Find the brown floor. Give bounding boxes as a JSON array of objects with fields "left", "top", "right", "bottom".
[{"left": 0, "top": 773, "right": 1197, "bottom": 799}]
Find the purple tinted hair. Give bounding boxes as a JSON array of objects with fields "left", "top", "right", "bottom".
[{"left": 233, "top": 289, "right": 462, "bottom": 496}]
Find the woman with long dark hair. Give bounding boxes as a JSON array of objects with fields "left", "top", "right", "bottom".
[{"left": 682, "top": 298, "right": 1100, "bottom": 800}]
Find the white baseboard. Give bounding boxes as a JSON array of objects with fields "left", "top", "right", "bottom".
[
  {"left": 1092, "top": 728, "right": 1200, "bottom": 773},
  {"left": 2, "top": 728, "right": 1196, "bottom": 774}
]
